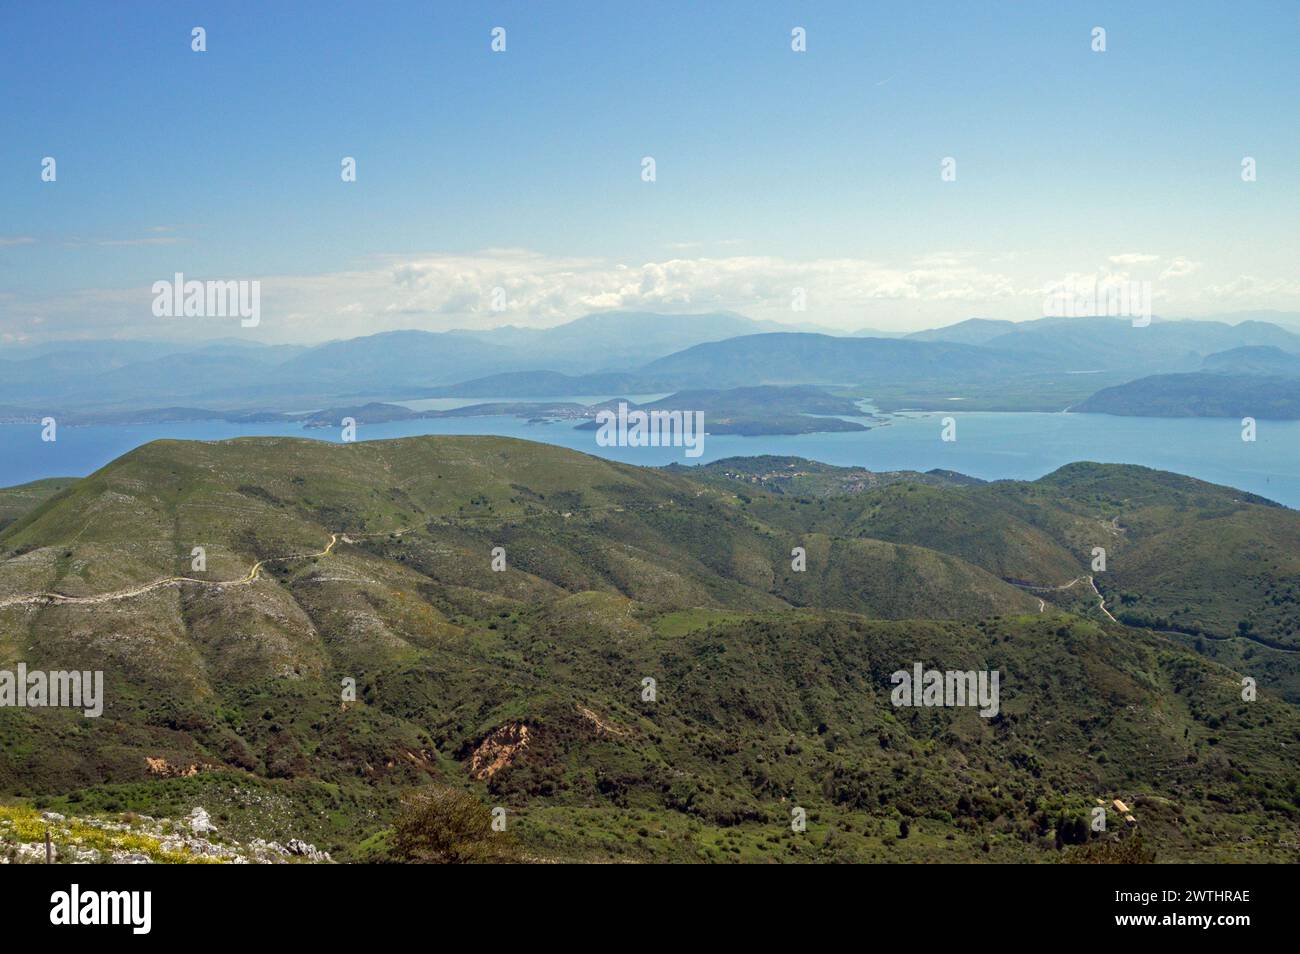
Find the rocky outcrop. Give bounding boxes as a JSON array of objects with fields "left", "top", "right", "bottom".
[
  {"left": 0, "top": 804, "right": 331, "bottom": 865},
  {"left": 469, "top": 722, "right": 530, "bottom": 779}
]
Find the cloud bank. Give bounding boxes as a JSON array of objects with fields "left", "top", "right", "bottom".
[{"left": 1, "top": 248, "right": 1294, "bottom": 344}]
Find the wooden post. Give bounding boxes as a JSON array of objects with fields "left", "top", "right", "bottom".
[{"left": 45, "top": 828, "right": 52, "bottom": 864}]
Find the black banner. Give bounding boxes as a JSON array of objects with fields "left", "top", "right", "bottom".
[{"left": 2, "top": 863, "right": 1277, "bottom": 940}]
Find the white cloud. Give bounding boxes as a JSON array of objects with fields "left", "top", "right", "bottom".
[
  {"left": 93, "top": 236, "right": 186, "bottom": 248},
  {"left": 1203, "top": 275, "right": 1300, "bottom": 301},
  {"left": 209, "top": 250, "right": 1033, "bottom": 338},
  {"left": 6, "top": 247, "right": 1297, "bottom": 344},
  {"left": 1107, "top": 252, "right": 1160, "bottom": 266},
  {"left": 58, "top": 228, "right": 189, "bottom": 249},
  {"left": 1159, "top": 257, "right": 1201, "bottom": 280}
]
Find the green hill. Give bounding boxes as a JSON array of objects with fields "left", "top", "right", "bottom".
[
  {"left": 0, "top": 478, "right": 78, "bottom": 534},
  {"left": 1202, "top": 345, "right": 1300, "bottom": 376},
  {"left": 678, "top": 459, "right": 1300, "bottom": 702},
  {"left": 1076, "top": 372, "right": 1300, "bottom": 418},
  {"left": 1, "top": 437, "right": 1296, "bottom": 862}
]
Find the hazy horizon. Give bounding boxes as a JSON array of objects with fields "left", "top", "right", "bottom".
[
  {"left": 6, "top": 308, "right": 1300, "bottom": 352},
  {"left": 4, "top": 2, "right": 1298, "bottom": 346}
]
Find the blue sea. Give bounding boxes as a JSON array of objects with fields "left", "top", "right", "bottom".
[{"left": 3, "top": 409, "right": 1297, "bottom": 508}]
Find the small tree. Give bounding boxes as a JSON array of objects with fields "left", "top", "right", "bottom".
[{"left": 390, "top": 787, "right": 517, "bottom": 864}]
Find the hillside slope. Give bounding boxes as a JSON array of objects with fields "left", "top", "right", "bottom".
[
  {"left": 1, "top": 437, "right": 1296, "bottom": 862},
  {"left": 1076, "top": 372, "right": 1300, "bottom": 418},
  {"left": 0, "top": 478, "right": 77, "bottom": 534},
  {"left": 684, "top": 459, "right": 1300, "bottom": 684},
  {"left": 638, "top": 333, "right": 1044, "bottom": 388}
]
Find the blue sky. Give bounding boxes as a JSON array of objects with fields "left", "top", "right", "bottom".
[{"left": 2, "top": 0, "right": 1298, "bottom": 342}]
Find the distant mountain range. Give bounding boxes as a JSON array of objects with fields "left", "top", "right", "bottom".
[
  {"left": 638, "top": 332, "right": 1045, "bottom": 386},
  {"left": 907, "top": 315, "right": 1300, "bottom": 372},
  {"left": 904, "top": 318, "right": 1018, "bottom": 345},
  {"left": 0, "top": 311, "right": 807, "bottom": 411},
  {"left": 6, "top": 310, "right": 1300, "bottom": 418},
  {"left": 446, "top": 310, "right": 812, "bottom": 369},
  {"left": 431, "top": 316, "right": 1300, "bottom": 412},
  {"left": 1072, "top": 343, "right": 1300, "bottom": 419}
]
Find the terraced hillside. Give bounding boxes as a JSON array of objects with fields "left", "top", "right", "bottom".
[{"left": 0, "top": 437, "right": 1296, "bottom": 862}]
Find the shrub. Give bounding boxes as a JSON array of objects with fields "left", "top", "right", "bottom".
[
  {"left": 1064, "top": 832, "right": 1156, "bottom": 864},
  {"left": 389, "top": 787, "right": 518, "bottom": 864}
]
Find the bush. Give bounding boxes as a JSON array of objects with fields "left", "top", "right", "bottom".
[
  {"left": 389, "top": 787, "right": 518, "bottom": 864},
  {"left": 1064, "top": 832, "right": 1156, "bottom": 864}
]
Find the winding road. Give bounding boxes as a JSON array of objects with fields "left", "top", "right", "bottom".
[
  {"left": 0, "top": 530, "right": 365, "bottom": 610},
  {"left": 1018, "top": 574, "right": 1300, "bottom": 655},
  {"left": 1021, "top": 575, "right": 1115, "bottom": 622}
]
